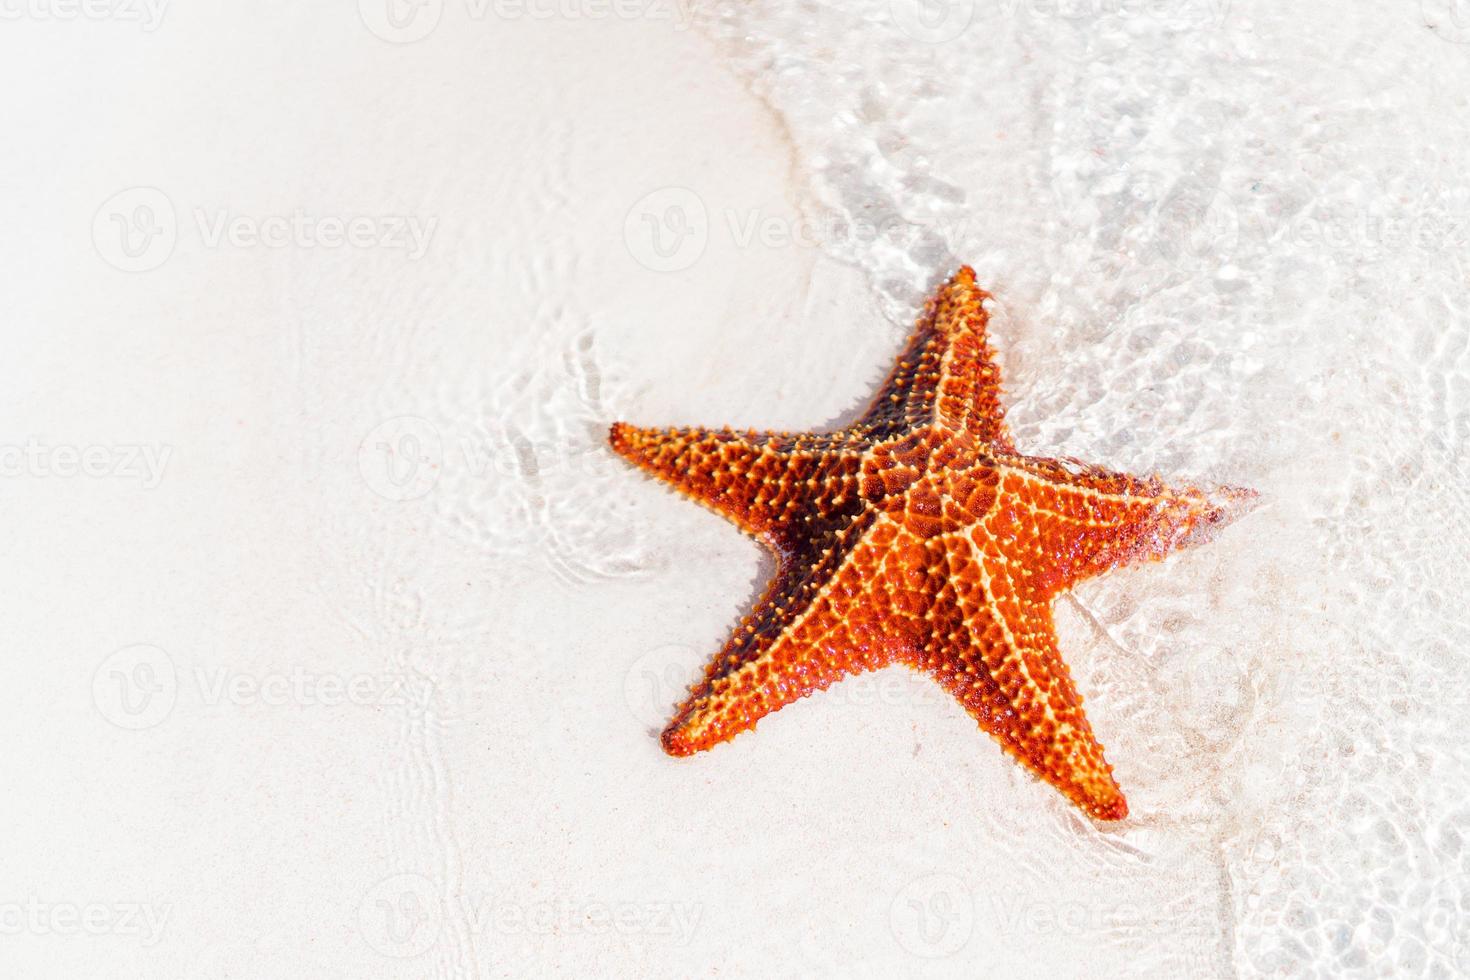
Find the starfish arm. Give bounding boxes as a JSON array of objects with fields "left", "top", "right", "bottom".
[
  {"left": 608, "top": 422, "right": 862, "bottom": 546},
  {"left": 910, "top": 544, "right": 1129, "bottom": 820},
  {"left": 993, "top": 456, "right": 1259, "bottom": 590},
  {"left": 662, "top": 516, "right": 929, "bottom": 753},
  {"left": 857, "top": 266, "right": 1013, "bottom": 449}
]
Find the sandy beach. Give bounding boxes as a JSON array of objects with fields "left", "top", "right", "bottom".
[{"left": 3, "top": 1, "right": 1469, "bottom": 976}]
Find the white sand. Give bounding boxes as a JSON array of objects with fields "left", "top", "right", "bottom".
[{"left": 2, "top": 1, "right": 1468, "bottom": 977}]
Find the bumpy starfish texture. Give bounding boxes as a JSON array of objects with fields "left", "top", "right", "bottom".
[{"left": 610, "top": 267, "right": 1253, "bottom": 820}]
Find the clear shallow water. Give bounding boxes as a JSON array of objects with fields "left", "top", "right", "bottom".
[{"left": 637, "top": 1, "right": 1470, "bottom": 976}]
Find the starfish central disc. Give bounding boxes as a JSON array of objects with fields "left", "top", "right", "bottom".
[{"left": 610, "top": 267, "right": 1254, "bottom": 821}]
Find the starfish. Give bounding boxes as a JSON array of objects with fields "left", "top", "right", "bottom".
[{"left": 609, "top": 267, "right": 1253, "bottom": 820}]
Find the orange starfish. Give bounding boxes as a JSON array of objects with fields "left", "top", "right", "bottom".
[{"left": 610, "top": 267, "right": 1253, "bottom": 820}]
